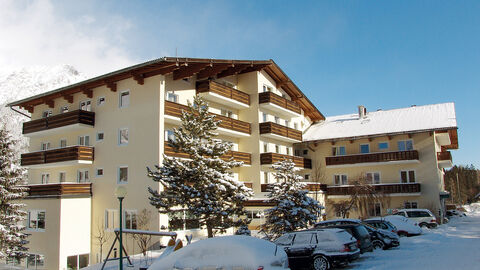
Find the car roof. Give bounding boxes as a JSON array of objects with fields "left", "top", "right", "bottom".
[
  {"left": 397, "top": 208, "right": 432, "bottom": 212},
  {"left": 301, "top": 228, "right": 346, "bottom": 233}
]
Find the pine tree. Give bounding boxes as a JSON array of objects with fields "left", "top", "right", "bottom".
[
  {"left": 0, "top": 124, "right": 28, "bottom": 260},
  {"left": 148, "top": 96, "right": 253, "bottom": 237},
  {"left": 261, "top": 159, "right": 323, "bottom": 239}
]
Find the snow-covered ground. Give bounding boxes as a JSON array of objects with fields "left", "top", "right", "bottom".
[{"left": 349, "top": 203, "right": 480, "bottom": 270}]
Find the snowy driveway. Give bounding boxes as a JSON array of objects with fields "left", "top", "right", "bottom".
[{"left": 348, "top": 205, "right": 480, "bottom": 269}]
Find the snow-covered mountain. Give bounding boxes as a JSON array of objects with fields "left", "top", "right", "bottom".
[{"left": 0, "top": 65, "right": 86, "bottom": 156}]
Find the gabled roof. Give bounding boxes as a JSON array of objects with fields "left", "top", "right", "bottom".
[
  {"left": 7, "top": 57, "right": 324, "bottom": 121},
  {"left": 303, "top": 102, "right": 458, "bottom": 147}
]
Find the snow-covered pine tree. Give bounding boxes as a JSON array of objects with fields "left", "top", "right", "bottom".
[
  {"left": 147, "top": 96, "right": 253, "bottom": 238},
  {"left": 261, "top": 159, "right": 323, "bottom": 239},
  {"left": 0, "top": 124, "right": 28, "bottom": 260}
]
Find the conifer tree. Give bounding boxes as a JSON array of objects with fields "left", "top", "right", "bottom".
[
  {"left": 0, "top": 124, "right": 28, "bottom": 260},
  {"left": 148, "top": 96, "right": 253, "bottom": 237},
  {"left": 261, "top": 159, "right": 323, "bottom": 239}
]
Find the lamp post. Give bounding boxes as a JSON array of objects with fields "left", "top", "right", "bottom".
[{"left": 114, "top": 186, "right": 127, "bottom": 270}]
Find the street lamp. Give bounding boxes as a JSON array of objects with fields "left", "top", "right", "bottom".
[{"left": 114, "top": 186, "right": 127, "bottom": 270}]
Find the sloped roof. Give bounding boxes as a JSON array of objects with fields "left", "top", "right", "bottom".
[{"left": 303, "top": 102, "right": 458, "bottom": 142}]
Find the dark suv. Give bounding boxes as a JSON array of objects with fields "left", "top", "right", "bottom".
[{"left": 315, "top": 223, "right": 373, "bottom": 253}]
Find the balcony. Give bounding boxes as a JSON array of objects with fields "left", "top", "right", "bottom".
[
  {"left": 326, "top": 183, "right": 421, "bottom": 196},
  {"left": 261, "top": 183, "right": 326, "bottom": 192},
  {"left": 437, "top": 151, "right": 453, "bottom": 168},
  {"left": 164, "top": 101, "right": 251, "bottom": 137},
  {"left": 325, "top": 150, "right": 419, "bottom": 167},
  {"left": 260, "top": 152, "right": 312, "bottom": 169},
  {"left": 164, "top": 142, "right": 251, "bottom": 165},
  {"left": 23, "top": 110, "right": 95, "bottom": 137},
  {"left": 23, "top": 183, "right": 92, "bottom": 199},
  {"left": 21, "top": 146, "right": 94, "bottom": 168},
  {"left": 259, "top": 122, "right": 302, "bottom": 143},
  {"left": 196, "top": 81, "right": 250, "bottom": 109},
  {"left": 258, "top": 92, "right": 301, "bottom": 118}
]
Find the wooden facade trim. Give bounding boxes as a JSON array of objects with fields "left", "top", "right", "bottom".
[
  {"left": 258, "top": 91, "right": 301, "bottom": 115},
  {"left": 196, "top": 81, "right": 250, "bottom": 106},
  {"left": 23, "top": 183, "right": 92, "bottom": 198},
  {"left": 326, "top": 183, "right": 421, "bottom": 196},
  {"left": 22, "top": 110, "right": 95, "bottom": 134},
  {"left": 21, "top": 146, "right": 94, "bottom": 166},
  {"left": 164, "top": 142, "right": 251, "bottom": 165},
  {"left": 325, "top": 150, "right": 419, "bottom": 166},
  {"left": 259, "top": 122, "right": 302, "bottom": 141},
  {"left": 260, "top": 152, "right": 312, "bottom": 169},
  {"left": 437, "top": 151, "right": 452, "bottom": 162},
  {"left": 261, "top": 183, "right": 326, "bottom": 192}
]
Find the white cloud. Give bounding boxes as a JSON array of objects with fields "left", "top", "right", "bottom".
[{"left": 0, "top": 0, "right": 136, "bottom": 77}]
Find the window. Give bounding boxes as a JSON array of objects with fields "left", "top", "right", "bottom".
[
  {"left": 263, "top": 172, "right": 269, "bottom": 184},
  {"left": 42, "top": 110, "right": 52, "bottom": 118},
  {"left": 96, "top": 132, "right": 104, "bottom": 141},
  {"left": 332, "top": 146, "right": 346, "bottom": 156},
  {"left": 77, "top": 169, "right": 90, "bottom": 183},
  {"left": 293, "top": 122, "right": 298, "bottom": 130},
  {"left": 167, "top": 210, "right": 200, "bottom": 230},
  {"left": 97, "top": 97, "right": 106, "bottom": 106},
  {"left": 303, "top": 149, "right": 308, "bottom": 155},
  {"left": 263, "top": 85, "right": 272, "bottom": 92},
  {"left": 360, "top": 144, "right": 370, "bottom": 154},
  {"left": 67, "top": 254, "right": 89, "bottom": 270},
  {"left": 275, "top": 234, "right": 294, "bottom": 246},
  {"left": 165, "top": 130, "right": 175, "bottom": 142},
  {"left": 334, "top": 174, "right": 348, "bottom": 185},
  {"left": 60, "top": 106, "right": 69, "bottom": 113},
  {"left": 118, "top": 167, "right": 128, "bottom": 183},
  {"left": 275, "top": 145, "right": 280, "bottom": 154},
  {"left": 59, "top": 172, "right": 66, "bottom": 182},
  {"left": 245, "top": 210, "right": 264, "bottom": 220},
  {"left": 78, "top": 135, "right": 90, "bottom": 146},
  {"left": 263, "top": 142, "right": 268, "bottom": 153},
  {"left": 124, "top": 210, "right": 137, "bottom": 229},
  {"left": 369, "top": 203, "right": 382, "bottom": 217},
  {"left": 366, "top": 172, "right": 380, "bottom": 184},
  {"left": 60, "top": 139, "right": 67, "bottom": 148},
  {"left": 262, "top": 113, "right": 268, "bottom": 122},
  {"left": 398, "top": 140, "right": 413, "bottom": 151},
  {"left": 26, "top": 254, "right": 45, "bottom": 269},
  {"left": 304, "top": 174, "right": 310, "bottom": 181},
  {"left": 41, "top": 142, "right": 50, "bottom": 151},
  {"left": 286, "top": 147, "right": 291, "bottom": 156},
  {"left": 105, "top": 209, "right": 119, "bottom": 230},
  {"left": 274, "top": 116, "right": 280, "bottom": 124},
  {"left": 404, "top": 202, "right": 418, "bottom": 209},
  {"left": 401, "top": 170, "right": 416, "bottom": 183},
  {"left": 378, "top": 142, "right": 389, "bottom": 150},
  {"left": 167, "top": 92, "right": 178, "bottom": 103},
  {"left": 119, "top": 128, "right": 129, "bottom": 145},
  {"left": 79, "top": 100, "right": 92, "bottom": 111},
  {"left": 221, "top": 109, "right": 233, "bottom": 118},
  {"left": 294, "top": 149, "right": 301, "bottom": 156},
  {"left": 96, "top": 168, "right": 104, "bottom": 177},
  {"left": 293, "top": 233, "right": 316, "bottom": 245},
  {"left": 41, "top": 173, "right": 49, "bottom": 184},
  {"left": 285, "top": 120, "right": 289, "bottom": 127},
  {"left": 120, "top": 90, "right": 130, "bottom": 108},
  {"left": 28, "top": 210, "right": 45, "bottom": 230}
]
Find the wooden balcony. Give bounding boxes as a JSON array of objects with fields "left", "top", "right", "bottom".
[
  {"left": 259, "top": 122, "right": 302, "bottom": 142},
  {"left": 21, "top": 146, "right": 94, "bottom": 166},
  {"left": 326, "top": 183, "right": 421, "bottom": 196},
  {"left": 23, "top": 183, "right": 92, "bottom": 198},
  {"left": 261, "top": 183, "right": 326, "bottom": 192},
  {"left": 258, "top": 92, "right": 301, "bottom": 117},
  {"left": 164, "top": 142, "right": 251, "bottom": 165},
  {"left": 164, "top": 101, "right": 251, "bottom": 135},
  {"left": 196, "top": 81, "right": 250, "bottom": 108},
  {"left": 437, "top": 151, "right": 453, "bottom": 168},
  {"left": 325, "top": 150, "right": 419, "bottom": 167},
  {"left": 244, "top": 182, "right": 253, "bottom": 189},
  {"left": 23, "top": 110, "right": 95, "bottom": 135},
  {"left": 260, "top": 152, "right": 312, "bottom": 169}
]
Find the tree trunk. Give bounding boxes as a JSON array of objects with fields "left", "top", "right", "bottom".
[{"left": 207, "top": 223, "right": 213, "bottom": 238}]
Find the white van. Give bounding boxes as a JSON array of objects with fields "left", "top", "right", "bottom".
[{"left": 394, "top": 209, "right": 437, "bottom": 228}]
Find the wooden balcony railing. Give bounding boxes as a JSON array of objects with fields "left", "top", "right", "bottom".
[
  {"left": 326, "top": 183, "right": 421, "bottom": 196},
  {"left": 196, "top": 81, "right": 250, "bottom": 106},
  {"left": 244, "top": 182, "right": 253, "bottom": 189},
  {"left": 437, "top": 151, "right": 452, "bottom": 162},
  {"left": 164, "top": 101, "right": 251, "bottom": 134},
  {"left": 23, "top": 110, "right": 95, "bottom": 134},
  {"left": 21, "top": 146, "right": 94, "bottom": 166},
  {"left": 258, "top": 92, "right": 301, "bottom": 115},
  {"left": 259, "top": 122, "right": 302, "bottom": 141},
  {"left": 325, "top": 150, "right": 419, "bottom": 166},
  {"left": 164, "top": 142, "right": 251, "bottom": 165},
  {"left": 23, "top": 183, "right": 92, "bottom": 198},
  {"left": 261, "top": 183, "right": 326, "bottom": 192},
  {"left": 260, "top": 152, "right": 312, "bottom": 169}
]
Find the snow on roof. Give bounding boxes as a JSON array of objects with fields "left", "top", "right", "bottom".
[{"left": 303, "top": 102, "right": 457, "bottom": 142}]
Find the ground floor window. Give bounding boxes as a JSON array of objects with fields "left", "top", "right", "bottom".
[
  {"left": 124, "top": 210, "right": 137, "bottom": 229},
  {"left": 404, "top": 201, "right": 418, "bottom": 209},
  {"left": 28, "top": 210, "right": 46, "bottom": 230},
  {"left": 67, "top": 253, "right": 89, "bottom": 270},
  {"left": 26, "top": 253, "right": 45, "bottom": 269},
  {"left": 245, "top": 210, "right": 265, "bottom": 220},
  {"left": 105, "top": 209, "right": 119, "bottom": 230},
  {"left": 168, "top": 210, "right": 200, "bottom": 231},
  {"left": 369, "top": 203, "right": 382, "bottom": 217}
]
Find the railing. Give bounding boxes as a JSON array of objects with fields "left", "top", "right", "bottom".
[
  {"left": 21, "top": 146, "right": 94, "bottom": 166},
  {"left": 196, "top": 81, "right": 250, "bottom": 106},
  {"left": 23, "top": 110, "right": 95, "bottom": 134},
  {"left": 326, "top": 183, "right": 421, "bottom": 196},
  {"left": 261, "top": 183, "right": 326, "bottom": 192},
  {"left": 437, "top": 151, "right": 452, "bottom": 162},
  {"left": 258, "top": 92, "right": 301, "bottom": 114},
  {"left": 164, "top": 142, "right": 251, "bottom": 165},
  {"left": 23, "top": 183, "right": 92, "bottom": 198},
  {"left": 244, "top": 183, "right": 253, "bottom": 189},
  {"left": 259, "top": 122, "right": 302, "bottom": 141},
  {"left": 164, "top": 101, "right": 251, "bottom": 134},
  {"left": 325, "top": 150, "right": 419, "bottom": 166},
  {"left": 260, "top": 152, "right": 312, "bottom": 169}
]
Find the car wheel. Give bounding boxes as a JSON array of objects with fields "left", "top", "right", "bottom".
[
  {"left": 419, "top": 222, "right": 428, "bottom": 228},
  {"left": 372, "top": 240, "right": 384, "bottom": 250},
  {"left": 398, "top": 231, "right": 408, "bottom": 237},
  {"left": 427, "top": 223, "right": 438, "bottom": 229},
  {"left": 312, "top": 255, "right": 330, "bottom": 270}
]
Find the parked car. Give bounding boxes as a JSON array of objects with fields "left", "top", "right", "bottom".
[
  {"left": 149, "top": 235, "right": 289, "bottom": 270},
  {"left": 314, "top": 223, "right": 373, "bottom": 253},
  {"left": 363, "top": 224, "right": 400, "bottom": 250},
  {"left": 274, "top": 228, "right": 360, "bottom": 270},
  {"left": 394, "top": 209, "right": 438, "bottom": 228},
  {"left": 314, "top": 219, "right": 362, "bottom": 227},
  {"left": 446, "top": 209, "right": 467, "bottom": 217},
  {"left": 376, "top": 215, "right": 422, "bottom": 237},
  {"left": 363, "top": 219, "right": 398, "bottom": 234}
]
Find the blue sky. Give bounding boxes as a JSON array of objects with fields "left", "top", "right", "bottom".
[{"left": 1, "top": 0, "right": 479, "bottom": 167}]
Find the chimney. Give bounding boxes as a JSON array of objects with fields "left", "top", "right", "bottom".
[{"left": 358, "top": 105, "right": 367, "bottom": 118}]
